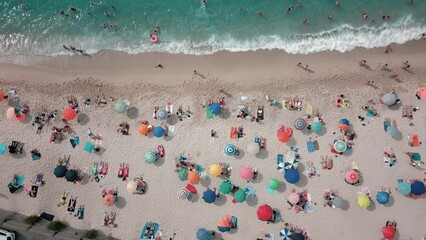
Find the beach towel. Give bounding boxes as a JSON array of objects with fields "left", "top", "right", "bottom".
[
  {"left": 306, "top": 103, "right": 313, "bottom": 117},
  {"left": 0, "top": 143, "right": 6, "bottom": 155},
  {"left": 140, "top": 222, "right": 160, "bottom": 239},
  {"left": 366, "top": 109, "right": 375, "bottom": 117},
  {"left": 84, "top": 142, "right": 95, "bottom": 153},
  {"left": 230, "top": 216, "right": 238, "bottom": 229},
  {"left": 306, "top": 140, "right": 315, "bottom": 153},
  {"left": 206, "top": 102, "right": 214, "bottom": 119},
  {"left": 277, "top": 154, "right": 284, "bottom": 173},
  {"left": 40, "top": 212, "right": 54, "bottom": 221},
  {"left": 230, "top": 127, "right": 238, "bottom": 139},
  {"left": 411, "top": 135, "right": 420, "bottom": 147}
]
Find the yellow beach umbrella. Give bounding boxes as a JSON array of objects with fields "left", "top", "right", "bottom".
[
  {"left": 209, "top": 164, "right": 222, "bottom": 177},
  {"left": 127, "top": 180, "right": 138, "bottom": 193},
  {"left": 357, "top": 194, "right": 370, "bottom": 208}
]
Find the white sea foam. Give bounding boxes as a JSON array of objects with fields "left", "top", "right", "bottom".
[{"left": 0, "top": 15, "right": 425, "bottom": 62}]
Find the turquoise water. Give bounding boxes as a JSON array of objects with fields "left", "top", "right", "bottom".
[{"left": 1, "top": 0, "right": 425, "bottom": 58}]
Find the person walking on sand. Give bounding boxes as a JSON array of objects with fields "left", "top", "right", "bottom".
[{"left": 358, "top": 60, "right": 367, "bottom": 66}]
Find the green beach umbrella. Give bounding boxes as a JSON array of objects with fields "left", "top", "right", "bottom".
[
  {"left": 144, "top": 151, "right": 157, "bottom": 164},
  {"left": 311, "top": 121, "right": 322, "bottom": 134},
  {"left": 178, "top": 168, "right": 188, "bottom": 181},
  {"left": 333, "top": 140, "right": 347, "bottom": 153},
  {"left": 219, "top": 181, "right": 233, "bottom": 194},
  {"left": 234, "top": 189, "right": 247, "bottom": 203},
  {"left": 114, "top": 100, "right": 129, "bottom": 114},
  {"left": 268, "top": 178, "right": 280, "bottom": 190}
]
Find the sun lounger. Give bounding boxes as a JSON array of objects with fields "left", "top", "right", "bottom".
[
  {"left": 9, "top": 141, "right": 24, "bottom": 154},
  {"left": 140, "top": 222, "right": 160, "bottom": 239},
  {"left": 206, "top": 102, "right": 214, "bottom": 119},
  {"left": 157, "top": 145, "right": 165, "bottom": 158},
  {"left": 230, "top": 127, "right": 238, "bottom": 139},
  {"left": 277, "top": 154, "right": 284, "bottom": 173}
]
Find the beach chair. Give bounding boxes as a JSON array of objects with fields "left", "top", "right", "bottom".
[
  {"left": 277, "top": 154, "right": 284, "bottom": 173},
  {"left": 157, "top": 145, "right": 165, "bottom": 158},
  {"left": 9, "top": 141, "right": 24, "bottom": 154},
  {"left": 8, "top": 175, "right": 25, "bottom": 193}
]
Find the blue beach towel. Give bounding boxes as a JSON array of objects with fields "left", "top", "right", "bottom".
[{"left": 306, "top": 140, "right": 315, "bottom": 153}]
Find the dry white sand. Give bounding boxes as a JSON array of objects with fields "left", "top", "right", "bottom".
[{"left": 0, "top": 40, "right": 426, "bottom": 240}]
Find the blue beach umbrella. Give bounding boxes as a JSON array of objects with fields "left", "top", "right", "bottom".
[
  {"left": 284, "top": 158, "right": 300, "bottom": 170},
  {"left": 397, "top": 181, "right": 411, "bottom": 195},
  {"left": 376, "top": 191, "right": 390, "bottom": 204},
  {"left": 196, "top": 228, "right": 212, "bottom": 240},
  {"left": 411, "top": 181, "right": 425, "bottom": 196},
  {"left": 279, "top": 227, "right": 293, "bottom": 240},
  {"left": 153, "top": 126, "right": 165, "bottom": 138},
  {"left": 203, "top": 189, "right": 217, "bottom": 204},
  {"left": 339, "top": 119, "right": 350, "bottom": 125},
  {"left": 284, "top": 168, "right": 300, "bottom": 184},
  {"left": 224, "top": 144, "right": 236, "bottom": 156},
  {"left": 156, "top": 108, "right": 169, "bottom": 121},
  {"left": 210, "top": 102, "right": 222, "bottom": 115}
]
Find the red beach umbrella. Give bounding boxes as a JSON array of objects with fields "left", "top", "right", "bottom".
[
  {"left": 382, "top": 226, "right": 395, "bottom": 239},
  {"left": 257, "top": 204, "right": 273, "bottom": 221},
  {"left": 239, "top": 167, "right": 253, "bottom": 181},
  {"left": 345, "top": 170, "right": 359, "bottom": 184},
  {"left": 63, "top": 107, "right": 77, "bottom": 121}
]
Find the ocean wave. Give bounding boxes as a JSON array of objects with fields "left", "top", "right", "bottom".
[{"left": 0, "top": 15, "right": 425, "bottom": 61}]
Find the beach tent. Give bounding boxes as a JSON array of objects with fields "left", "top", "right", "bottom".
[
  {"left": 217, "top": 219, "right": 231, "bottom": 233},
  {"left": 345, "top": 170, "right": 359, "bottom": 184},
  {"left": 294, "top": 118, "right": 306, "bottom": 130},
  {"left": 268, "top": 178, "right": 280, "bottom": 190},
  {"left": 127, "top": 180, "right": 138, "bottom": 193},
  {"left": 178, "top": 168, "right": 188, "bottom": 181},
  {"left": 144, "top": 151, "right": 157, "bottom": 164},
  {"left": 188, "top": 171, "right": 200, "bottom": 184},
  {"left": 224, "top": 144, "right": 237, "bottom": 156},
  {"left": 104, "top": 194, "right": 115, "bottom": 206},
  {"left": 219, "top": 181, "right": 233, "bottom": 194},
  {"left": 63, "top": 107, "right": 77, "bottom": 121},
  {"left": 203, "top": 189, "right": 217, "bottom": 204},
  {"left": 177, "top": 188, "right": 189, "bottom": 199},
  {"left": 210, "top": 102, "right": 222, "bottom": 115},
  {"left": 196, "top": 228, "right": 212, "bottom": 240},
  {"left": 138, "top": 124, "right": 149, "bottom": 135},
  {"left": 153, "top": 126, "right": 165, "bottom": 138},
  {"left": 114, "top": 100, "right": 129, "bottom": 114},
  {"left": 376, "top": 191, "right": 390, "bottom": 204},
  {"left": 311, "top": 121, "right": 322, "bottom": 134},
  {"left": 156, "top": 108, "right": 168, "bottom": 121},
  {"left": 54, "top": 165, "right": 68, "bottom": 178},
  {"left": 209, "top": 164, "right": 222, "bottom": 177},
  {"left": 382, "top": 226, "right": 396, "bottom": 239},
  {"left": 410, "top": 181, "right": 425, "bottom": 196},
  {"left": 65, "top": 169, "right": 78, "bottom": 182},
  {"left": 257, "top": 204, "right": 273, "bottom": 221},
  {"left": 382, "top": 92, "right": 398, "bottom": 106},
  {"left": 397, "top": 181, "right": 411, "bottom": 195},
  {"left": 247, "top": 142, "right": 260, "bottom": 155},
  {"left": 332, "top": 196, "right": 345, "bottom": 208},
  {"left": 284, "top": 169, "right": 300, "bottom": 184},
  {"left": 287, "top": 192, "right": 299, "bottom": 205},
  {"left": 239, "top": 167, "right": 253, "bottom": 181},
  {"left": 334, "top": 140, "right": 347, "bottom": 153},
  {"left": 234, "top": 189, "right": 246, "bottom": 203},
  {"left": 357, "top": 194, "right": 370, "bottom": 208}
]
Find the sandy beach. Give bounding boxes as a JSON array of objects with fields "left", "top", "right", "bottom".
[{"left": 1, "top": 40, "right": 426, "bottom": 240}]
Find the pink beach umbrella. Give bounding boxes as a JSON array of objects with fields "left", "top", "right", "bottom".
[
  {"left": 239, "top": 167, "right": 253, "bottom": 181},
  {"left": 287, "top": 192, "right": 300, "bottom": 204},
  {"left": 345, "top": 170, "right": 359, "bottom": 184}
]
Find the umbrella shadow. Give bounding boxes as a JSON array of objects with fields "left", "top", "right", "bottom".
[
  {"left": 367, "top": 201, "right": 376, "bottom": 211},
  {"left": 317, "top": 125, "right": 328, "bottom": 136},
  {"left": 214, "top": 195, "right": 227, "bottom": 206},
  {"left": 94, "top": 147, "right": 106, "bottom": 156},
  {"left": 219, "top": 108, "right": 231, "bottom": 119},
  {"left": 276, "top": 181, "right": 286, "bottom": 193},
  {"left": 77, "top": 114, "right": 90, "bottom": 125},
  {"left": 388, "top": 104, "right": 402, "bottom": 111},
  {"left": 0, "top": 193, "right": 8, "bottom": 199},
  {"left": 341, "top": 199, "right": 350, "bottom": 211},
  {"left": 234, "top": 150, "right": 245, "bottom": 160},
  {"left": 200, "top": 177, "right": 211, "bottom": 187},
  {"left": 252, "top": 172, "right": 263, "bottom": 183},
  {"left": 287, "top": 138, "right": 297, "bottom": 147},
  {"left": 126, "top": 107, "right": 139, "bottom": 120},
  {"left": 115, "top": 197, "right": 127, "bottom": 209},
  {"left": 22, "top": 113, "right": 32, "bottom": 124},
  {"left": 384, "top": 195, "right": 395, "bottom": 207},
  {"left": 8, "top": 98, "right": 20, "bottom": 107},
  {"left": 391, "top": 131, "right": 403, "bottom": 141},
  {"left": 191, "top": 193, "right": 200, "bottom": 203},
  {"left": 256, "top": 150, "right": 269, "bottom": 159},
  {"left": 164, "top": 135, "right": 174, "bottom": 141},
  {"left": 10, "top": 150, "right": 27, "bottom": 159},
  {"left": 167, "top": 115, "right": 179, "bottom": 126},
  {"left": 154, "top": 157, "right": 165, "bottom": 167},
  {"left": 246, "top": 195, "right": 258, "bottom": 206},
  {"left": 342, "top": 149, "right": 353, "bottom": 157},
  {"left": 295, "top": 174, "right": 308, "bottom": 188}
]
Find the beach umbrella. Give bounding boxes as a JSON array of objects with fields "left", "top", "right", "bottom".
[
  {"left": 138, "top": 124, "right": 149, "bottom": 135},
  {"left": 284, "top": 169, "right": 300, "bottom": 184},
  {"left": 279, "top": 227, "right": 293, "bottom": 240},
  {"left": 376, "top": 191, "right": 390, "bottom": 204},
  {"left": 156, "top": 108, "right": 168, "bottom": 121},
  {"left": 210, "top": 102, "right": 222, "bottom": 115},
  {"left": 287, "top": 192, "right": 300, "bottom": 205},
  {"left": 339, "top": 118, "right": 350, "bottom": 125},
  {"left": 203, "top": 189, "right": 216, "bottom": 204},
  {"left": 386, "top": 126, "right": 399, "bottom": 137},
  {"left": 209, "top": 164, "right": 222, "bottom": 177},
  {"left": 126, "top": 180, "right": 138, "bottom": 193},
  {"left": 144, "top": 151, "right": 157, "bottom": 164},
  {"left": 397, "top": 181, "right": 411, "bottom": 195},
  {"left": 224, "top": 144, "right": 237, "bottom": 156},
  {"left": 65, "top": 169, "right": 78, "bottom": 182},
  {"left": 14, "top": 113, "right": 26, "bottom": 121},
  {"left": 186, "top": 184, "right": 197, "bottom": 194},
  {"left": 178, "top": 168, "right": 188, "bottom": 181},
  {"left": 177, "top": 188, "right": 189, "bottom": 199},
  {"left": 219, "top": 181, "right": 233, "bottom": 194},
  {"left": 217, "top": 219, "right": 231, "bottom": 233},
  {"left": 268, "top": 178, "right": 280, "bottom": 190},
  {"left": 284, "top": 158, "right": 300, "bottom": 170},
  {"left": 292, "top": 232, "right": 304, "bottom": 240},
  {"left": 311, "top": 121, "right": 323, "bottom": 134},
  {"left": 196, "top": 228, "right": 212, "bottom": 240},
  {"left": 382, "top": 226, "right": 396, "bottom": 239},
  {"left": 277, "top": 131, "right": 290, "bottom": 143},
  {"left": 357, "top": 194, "right": 370, "bottom": 208},
  {"left": 54, "top": 165, "right": 68, "bottom": 178},
  {"left": 294, "top": 118, "right": 306, "bottom": 130},
  {"left": 234, "top": 189, "right": 246, "bottom": 203},
  {"left": 332, "top": 196, "right": 345, "bottom": 208},
  {"left": 188, "top": 171, "right": 200, "bottom": 184},
  {"left": 0, "top": 143, "right": 6, "bottom": 155},
  {"left": 103, "top": 194, "right": 115, "bottom": 206},
  {"left": 6, "top": 107, "right": 15, "bottom": 119},
  {"left": 0, "top": 90, "right": 3, "bottom": 101},
  {"left": 114, "top": 100, "right": 129, "bottom": 114},
  {"left": 247, "top": 142, "right": 260, "bottom": 155},
  {"left": 257, "top": 204, "right": 273, "bottom": 221},
  {"left": 63, "top": 107, "right": 77, "bottom": 121},
  {"left": 153, "top": 126, "right": 165, "bottom": 137},
  {"left": 410, "top": 181, "right": 425, "bottom": 196},
  {"left": 418, "top": 88, "right": 426, "bottom": 99},
  {"left": 239, "top": 167, "right": 253, "bottom": 181},
  {"left": 334, "top": 140, "right": 347, "bottom": 153},
  {"left": 382, "top": 93, "right": 398, "bottom": 106},
  {"left": 244, "top": 184, "right": 256, "bottom": 198},
  {"left": 345, "top": 170, "right": 359, "bottom": 184}
]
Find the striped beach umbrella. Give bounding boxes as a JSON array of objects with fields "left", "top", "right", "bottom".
[
  {"left": 279, "top": 227, "right": 293, "bottom": 240},
  {"left": 345, "top": 169, "right": 359, "bottom": 184},
  {"left": 177, "top": 188, "right": 189, "bottom": 199},
  {"left": 294, "top": 118, "right": 306, "bottom": 130},
  {"left": 156, "top": 108, "right": 169, "bottom": 121},
  {"left": 284, "top": 158, "right": 300, "bottom": 170},
  {"left": 224, "top": 144, "right": 237, "bottom": 156},
  {"left": 334, "top": 140, "right": 347, "bottom": 153}
]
